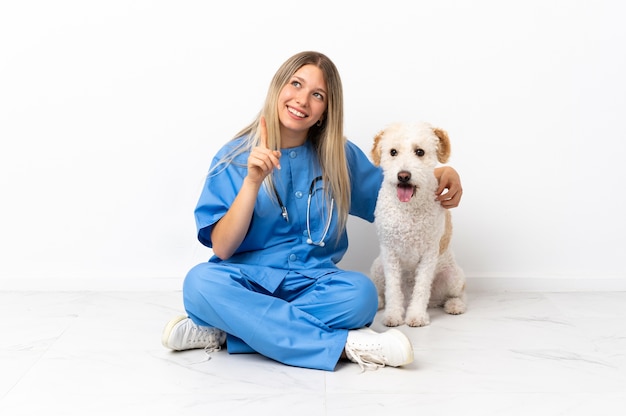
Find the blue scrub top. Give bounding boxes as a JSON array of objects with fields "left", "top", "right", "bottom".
[{"left": 194, "top": 136, "right": 383, "bottom": 293}]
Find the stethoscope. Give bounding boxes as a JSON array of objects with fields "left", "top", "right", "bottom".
[{"left": 273, "top": 176, "right": 334, "bottom": 247}]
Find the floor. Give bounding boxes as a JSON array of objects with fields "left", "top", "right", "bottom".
[{"left": 1, "top": 289, "right": 625, "bottom": 416}]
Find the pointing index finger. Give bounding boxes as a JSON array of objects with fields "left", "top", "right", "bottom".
[{"left": 259, "top": 116, "right": 281, "bottom": 170}]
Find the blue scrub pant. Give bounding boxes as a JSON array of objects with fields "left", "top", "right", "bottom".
[{"left": 182, "top": 262, "right": 378, "bottom": 371}]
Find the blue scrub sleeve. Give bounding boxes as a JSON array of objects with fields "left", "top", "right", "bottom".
[
  {"left": 345, "top": 141, "right": 383, "bottom": 222},
  {"left": 194, "top": 142, "right": 249, "bottom": 248}
]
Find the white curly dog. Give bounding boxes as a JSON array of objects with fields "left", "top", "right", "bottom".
[{"left": 370, "top": 122, "right": 466, "bottom": 327}]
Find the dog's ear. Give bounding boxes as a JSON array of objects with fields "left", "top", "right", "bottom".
[
  {"left": 371, "top": 131, "right": 384, "bottom": 166},
  {"left": 433, "top": 127, "right": 451, "bottom": 164}
]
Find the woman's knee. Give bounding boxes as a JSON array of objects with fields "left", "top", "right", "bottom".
[
  {"left": 182, "top": 263, "right": 225, "bottom": 314},
  {"left": 183, "top": 262, "right": 213, "bottom": 292},
  {"left": 182, "top": 263, "right": 207, "bottom": 302},
  {"left": 345, "top": 273, "right": 378, "bottom": 310},
  {"left": 329, "top": 272, "right": 378, "bottom": 326}
]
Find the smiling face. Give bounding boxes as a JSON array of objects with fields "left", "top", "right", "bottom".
[
  {"left": 277, "top": 64, "right": 328, "bottom": 147},
  {"left": 372, "top": 122, "right": 449, "bottom": 202}
]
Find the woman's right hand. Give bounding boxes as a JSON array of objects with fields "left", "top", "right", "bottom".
[
  {"left": 211, "top": 117, "right": 282, "bottom": 260},
  {"left": 247, "top": 116, "right": 281, "bottom": 184}
]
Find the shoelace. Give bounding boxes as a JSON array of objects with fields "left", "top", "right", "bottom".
[
  {"left": 344, "top": 345, "right": 386, "bottom": 372},
  {"left": 187, "top": 325, "right": 221, "bottom": 346},
  {"left": 189, "top": 327, "right": 224, "bottom": 364},
  {"left": 190, "top": 344, "right": 220, "bottom": 364},
  {"left": 189, "top": 344, "right": 221, "bottom": 365}
]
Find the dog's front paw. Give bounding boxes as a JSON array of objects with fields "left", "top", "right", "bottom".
[
  {"left": 444, "top": 297, "right": 466, "bottom": 315},
  {"left": 405, "top": 311, "right": 430, "bottom": 327},
  {"left": 381, "top": 313, "right": 404, "bottom": 327}
]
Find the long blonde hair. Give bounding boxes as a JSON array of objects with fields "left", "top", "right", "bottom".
[{"left": 211, "top": 51, "right": 350, "bottom": 235}]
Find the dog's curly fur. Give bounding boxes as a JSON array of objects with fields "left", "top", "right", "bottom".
[{"left": 370, "top": 122, "right": 466, "bottom": 327}]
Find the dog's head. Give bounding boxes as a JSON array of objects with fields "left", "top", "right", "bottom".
[{"left": 371, "top": 122, "right": 451, "bottom": 202}]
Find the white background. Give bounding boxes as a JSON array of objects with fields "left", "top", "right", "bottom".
[{"left": 1, "top": 0, "right": 625, "bottom": 290}]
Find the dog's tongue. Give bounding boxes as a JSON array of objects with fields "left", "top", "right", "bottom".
[{"left": 397, "top": 184, "right": 414, "bottom": 202}]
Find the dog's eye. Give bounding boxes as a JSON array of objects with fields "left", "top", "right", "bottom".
[
  {"left": 390, "top": 149, "right": 398, "bottom": 157},
  {"left": 415, "top": 148, "right": 425, "bottom": 157}
]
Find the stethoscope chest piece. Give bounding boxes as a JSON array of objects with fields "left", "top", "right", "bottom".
[{"left": 306, "top": 238, "right": 325, "bottom": 247}]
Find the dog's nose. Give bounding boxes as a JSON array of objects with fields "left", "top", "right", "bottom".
[{"left": 397, "top": 171, "right": 411, "bottom": 183}]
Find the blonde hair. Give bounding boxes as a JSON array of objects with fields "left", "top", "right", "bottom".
[{"left": 211, "top": 51, "right": 350, "bottom": 235}]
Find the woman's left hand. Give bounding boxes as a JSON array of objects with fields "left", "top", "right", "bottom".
[{"left": 434, "top": 166, "right": 463, "bottom": 209}]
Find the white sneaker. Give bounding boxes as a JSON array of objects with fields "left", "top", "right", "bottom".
[
  {"left": 162, "top": 315, "right": 226, "bottom": 351},
  {"left": 345, "top": 327, "right": 414, "bottom": 371}
]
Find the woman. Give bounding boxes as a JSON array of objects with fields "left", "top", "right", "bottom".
[{"left": 162, "top": 51, "right": 462, "bottom": 371}]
